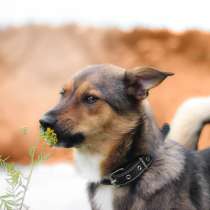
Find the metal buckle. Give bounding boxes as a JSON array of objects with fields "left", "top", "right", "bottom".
[
  {"left": 110, "top": 168, "right": 124, "bottom": 186},
  {"left": 110, "top": 178, "right": 117, "bottom": 185},
  {"left": 139, "top": 157, "right": 148, "bottom": 168}
]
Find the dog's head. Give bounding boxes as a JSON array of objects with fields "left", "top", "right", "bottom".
[{"left": 40, "top": 64, "right": 173, "bottom": 155}]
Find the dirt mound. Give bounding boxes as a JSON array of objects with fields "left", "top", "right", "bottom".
[{"left": 0, "top": 25, "right": 210, "bottom": 163}]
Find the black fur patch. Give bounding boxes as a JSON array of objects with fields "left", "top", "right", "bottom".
[
  {"left": 55, "top": 131, "right": 85, "bottom": 148},
  {"left": 161, "top": 123, "right": 170, "bottom": 138},
  {"left": 189, "top": 178, "right": 201, "bottom": 209}
]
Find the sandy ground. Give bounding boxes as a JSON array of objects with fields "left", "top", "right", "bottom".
[
  {"left": 0, "top": 163, "right": 91, "bottom": 210},
  {"left": 0, "top": 25, "right": 210, "bottom": 163}
]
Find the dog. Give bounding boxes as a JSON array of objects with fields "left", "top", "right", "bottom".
[{"left": 40, "top": 64, "right": 210, "bottom": 210}]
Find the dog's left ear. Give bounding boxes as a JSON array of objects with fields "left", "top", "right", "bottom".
[{"left": 124, "top": 67, "right": 174, "bottom": 100}]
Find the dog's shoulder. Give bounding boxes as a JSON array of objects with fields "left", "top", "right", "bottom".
[
  {"left": 139, "top": 140, "right": 185, "bottom": 196},
  {"left": 138, "top": 144, "right": 210, "bottom": 210}
]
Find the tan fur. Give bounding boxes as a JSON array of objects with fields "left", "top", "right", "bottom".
[
  {"left": 100, "top": 114, "right": 139, "bottom": 175},
  {"left": 76, "top": 112, "right": 140, "bottom": 175}
]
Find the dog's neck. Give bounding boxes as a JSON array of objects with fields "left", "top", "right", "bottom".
[
  {"left": 101, "top": 100, "right": 163, "bottom": 175},
  {"left": 74, "top": 100, "right": 164, "bottom": 182},
  {"left": 129, "top": 100, "right": 163, "bottom": 157}
]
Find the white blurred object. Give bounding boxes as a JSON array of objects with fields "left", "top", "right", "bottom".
[
  {"left": 0, "top": 164, "right": 91, "bottom": 210},
  {"left": 0, "top": 0, "right": 210, "bottom": 30},
  {"left": 167, "top": 96, "right": 210, "bottom": 149}
]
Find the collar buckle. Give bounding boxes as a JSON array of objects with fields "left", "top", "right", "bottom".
[
  {"left": 110, "top": 168, "right": 124, "bottom": 186},
  {"left": 139, "top": 157, "right": 148, "bottom": 168}
]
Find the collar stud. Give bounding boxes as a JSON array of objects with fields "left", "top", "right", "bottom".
[
  {"left": 137, "top": 165, "right": 142, "bottom": 171},
  {"left": 126, "top": 174, "right": 131, "bottom": 180}
]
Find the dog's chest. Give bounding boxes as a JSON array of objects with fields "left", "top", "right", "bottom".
[
  {"left": 74, "top": 150, "right": 103, "bottom": 182},
  {"left": 93, "top": 186, "right": 114, "bottom": 210}
]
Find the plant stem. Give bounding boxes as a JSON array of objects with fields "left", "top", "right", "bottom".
[
  {"left": 18, "top": 144, "right": 36, "bottom": 210},
  {"left": 19, "top": 164, "right": 34, "bottom": 210}
]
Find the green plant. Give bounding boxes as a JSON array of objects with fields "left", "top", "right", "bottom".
[
  {"left": 0, "top": 127, "right": 56, "bottom": 210},
  {"left": 40, "top": 127, "right": 58, "bottom": 146}
]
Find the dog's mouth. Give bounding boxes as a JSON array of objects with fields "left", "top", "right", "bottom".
[
  {"left": 55, "top": 132, "right": 85, "bottom": 148},
  {"left": 40, "top": 126, "right": 85, "bottom": 148}
]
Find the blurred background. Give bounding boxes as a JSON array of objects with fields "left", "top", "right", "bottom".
[{"left": 0, "top": 0, "right": 210, "bottom": 209}]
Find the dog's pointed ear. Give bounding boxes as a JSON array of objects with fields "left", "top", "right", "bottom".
[{"left": 124, "top": 67, "right": 174, "bottom": 100}]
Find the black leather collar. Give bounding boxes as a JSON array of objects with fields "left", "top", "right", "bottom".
[{"left": 100, "top": 155, "right": 152, "bottom": 187}]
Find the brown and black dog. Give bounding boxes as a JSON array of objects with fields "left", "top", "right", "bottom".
[{"left": 40, "top": 64, "right": 210, "bottom": 210}]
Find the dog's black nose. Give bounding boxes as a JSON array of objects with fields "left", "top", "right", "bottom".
[{"left": 39, "top": 115, "right": 57, "bottom": 130}]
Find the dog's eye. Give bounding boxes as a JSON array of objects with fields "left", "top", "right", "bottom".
[
  {"left": 60, "top": 88, "right": 65, "bottom": 96},
  {"left": 83, "top": 95, "right": 99, "bottom": 104}
]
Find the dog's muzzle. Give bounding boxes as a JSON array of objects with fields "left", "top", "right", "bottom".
[{"left": 39, "top": 114, "right": 85, "bottom": 148}]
